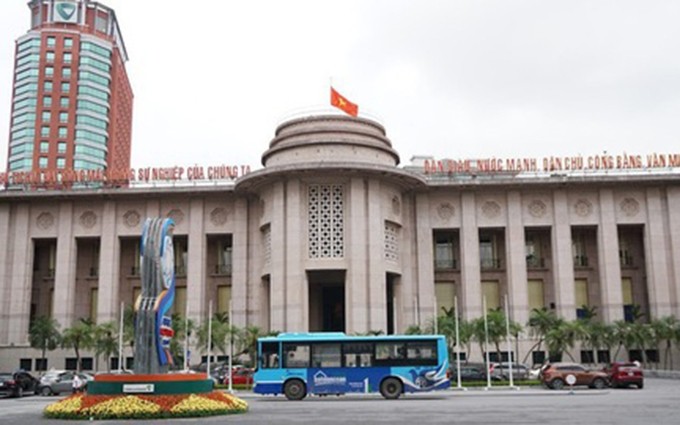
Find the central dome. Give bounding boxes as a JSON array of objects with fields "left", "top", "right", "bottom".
[{"left": 261, "top": 115, "right": 400, "bottom": 168}]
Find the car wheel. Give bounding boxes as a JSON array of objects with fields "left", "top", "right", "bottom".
[
  {"left": 40, "top": 386, "right": 53, "bottom": 396},
  {"left": 637, "top": 382, "right": 644, "bottom": 389},
  {"left": 283, "top": 379, "right": 306, "bottom": 401},
  {"left": 591, "top": 378, "right": 606, "bottom": 389},
  {"left": 550, "top": 378, "right": 565, "bottom": 390},
  {"left": 380, "top": 377, "right": 403, "bottom": 400}
]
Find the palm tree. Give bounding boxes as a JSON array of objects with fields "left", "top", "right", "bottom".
[
  {"left": 61, "top": 318, "right": 95, "bottom": 372},
  {"left": 196, "top": 312, "right": 231, "bottom": 359},
  {"left": 651, "top": 316, "right": 678, "bottom": 370},
  {"left": 93, "top": 322, "right": 118, "bottom": 371},
  {"left": 237, "top": 325, "right": 277, "bottom": 367},
  {"left": 522, "top": 308, "right": 559, "bottom": 364},
  {"left": 28, "top": 316, "right": 61, "bottom": 372},
  {"left": 405, "top": 325, "right": 423, "bottom": 335},
  {"left": 169, "top": 313, "right": 195, "bottom": 368},
  {"left": 123, "top": 305, "right": 136, "bottom": 358}
]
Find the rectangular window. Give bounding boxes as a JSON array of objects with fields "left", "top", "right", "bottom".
[
  {"left": 41, "top": 111, "right": 51, "bottom": 122},
  {"left": 61, "top": 82, "right": 70, "bottom": 93},
  {"left": 435, "top": 282, "right": 455, "bottom": 314},
  {"left": 46, "top": 51, "right": 55, "bottom": 62},
  {"left": 480, "top": 232, "right": 499, "bottom": 269},
  {"left": 40, "top": 141, "right": 49, "bottom": 153},
  {"left": 20, "top": 358, "right": 33, "bottom": 371},
  {"left": 58, "top": 127, "right": 67, "bottom": 138},
  {"left": 44, "top": 81, "right": 53, "bottom": 92},
  {"left": 90, "top": 288, "right": 98, "bottom": 321},
  {"left": 64, "top": 37, "right": 73, "bottom": 48},
  {"left": 46, "top": 36, "right": 56, "bottom": 47},
  {"left": 217, "top": 285, "right": 231, "bottom": 314},
  {"left": 41, "top": 126, "right": 50, "bottom": 137},
  {"left": 57, "top": 142, "right": 66, "bottom": 154},
  {"left": 528, "top": 280, "right": 545, "bottom": 311},
  {"left": 482, "top": 280, "right": 501, "bottom": 310},
  {"left": 342, "top": 342, "right": 374, "bottom": 368},
  {"left": 376, "top": 342, "right": 406, "bottom": 361},
  {"left": 174, "top": 286, "right": 187, "bottom": 316},
  {"left": 261, "top": 342, "right": 280, "bottom": 369},
  {"left": 311, "top": 344, "right": 341, "bottom": 368},
  {"left": 283, "top": 343, "right": 310, "bottom": 368},
  {"left": 45, "top": 66, "right": 54, "bottom": 77},
  {"left": 60, "top": 97, "right": 69, "bottom": 108},
  {"left": 39, "top": 157, "right": 48, "bottom": 168},
  {"left": 43, "top": 96, "right": 52, "bottom": 107},
  {"left": 434, "top": 233, "right": 456, "bottom": 269},
  {"left": 59, "top": 112, "right": 68, "bottom": 123},
  {"left": 575, "top": 279, "right": 589, "bottom": 318},
  {"left": 63, "top": 52, "right": 72, "bottom": 64},
  {"left": 57, "top": 157, "right": 65, "bottom": 169},
  {"left": 62, "top": 67, "right": 71, "bottom": 78}
]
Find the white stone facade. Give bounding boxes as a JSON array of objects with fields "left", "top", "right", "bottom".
[{"left": 1, "top": 115, "right": 679, "bottom": 371}]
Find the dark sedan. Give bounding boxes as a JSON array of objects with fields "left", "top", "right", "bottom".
[{"left": 0, "top": 371, "right": 38, "bottom": 397}]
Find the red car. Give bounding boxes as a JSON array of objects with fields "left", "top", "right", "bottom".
[
  {"left": 604, "top": 362, "right": 644, "bottom": 389},
  {"left": 223, "top": 368, "right": 253, "bottom": 386}
]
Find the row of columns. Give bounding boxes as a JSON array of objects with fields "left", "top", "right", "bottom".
[{"left": 425, "top": 188, "right": 679, "bottom": 325}]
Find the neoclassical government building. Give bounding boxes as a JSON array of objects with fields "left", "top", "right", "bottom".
[{"left": 1, "top": 114, "right": 679, "bottom": 371}]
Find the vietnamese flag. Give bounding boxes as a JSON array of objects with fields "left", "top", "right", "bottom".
[{"left": 330, "top": 87, "right": 359, "bottom": 117}]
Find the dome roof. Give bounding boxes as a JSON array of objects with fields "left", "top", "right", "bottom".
[{"left": 261, "top": 114, "right": 400, "bottom": 168}]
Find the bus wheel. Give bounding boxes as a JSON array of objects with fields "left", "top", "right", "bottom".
[
  {"left": 380, "top": 377, "right": 402, "bottom": 400},
  {"left": 284, "top": 379, "right": 307, "bottom": 401}
]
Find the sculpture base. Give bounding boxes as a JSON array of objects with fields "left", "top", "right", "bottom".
[{"left": 43, "top": 373, "right": 248, "bottom": 420}]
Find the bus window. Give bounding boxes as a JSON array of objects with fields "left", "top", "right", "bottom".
[
  {"left": 312, "top": 344, "right": 341, "bottom": 368},
  {"left": 261, "top": 342, "right": 279, "bottom": 369},
  {"left": 406, "top": 341, "right": 438, "bottom": 366},
  {"left": 376, "top": 342, "right": 406, "bottom": 361},
  {"left": 283, "top": 343, "right": 310, "bottom": 368},
  {"left": 342, "top": 342, "right": 374, "bottom": 367}
]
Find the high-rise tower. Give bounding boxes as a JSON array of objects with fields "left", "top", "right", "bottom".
[{"left": 6, "top": 0, "right": 132, "bottom": 185}]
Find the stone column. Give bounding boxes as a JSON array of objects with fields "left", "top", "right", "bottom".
[
  {"left": 348, "top": 178, "right": 369, "bottom": 333},
  {"left": 0, "top": 204, "right": 12, "bottom": 344},
  {"left": 97, "top": 201, "right": 120, "bottom": 323},
  {"left": 415, "top": 193, "right": 435, "bottom": 329},
  {"left": 668, "top": 187, "right": 680, "bottom": 317},
  {"left": 367, "top": 180, "right": 387, "bottom": 332},
  {"left": 460, "top": 192, "right": 482, "bottom": 319},
  {"left": 644, "top": 188, "right": 673, "bottom": 317},
  {"left": 285, "top": 180, "right": 305, "bottom": 331},
  {"left": 7, "top": 204, "right": 32, "bottom": 344},
  {"left": 597, "top": 189, "right": 623, "bottom": 322},
  {"left": 551, "top": 190, "right": 576, "bottom": 320},
  {"left": 187, "top": 199, "right": 206, "bottom": 324},
  {"left": 506, "top": 191, "right": 529, "bottom": 324},
  {"left": 53, "top": 202, "right": 77, "bottom": 328},
  {"left": 269, "top": 181, "right": 287, "bottom": 331},
  {"left": 232, "top": 197, "right": 248, "bottom": 328}
]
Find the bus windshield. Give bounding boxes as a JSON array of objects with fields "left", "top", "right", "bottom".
[{"left": 253, "top": 333, "right": 449, "bottom": 400}]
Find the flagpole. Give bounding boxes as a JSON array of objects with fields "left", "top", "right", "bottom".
[
  {"left": 505, "top": 294, "right": 517, "bottom": 389},
  {"left": 454, "top": 296, "right": 463, "bottom": 390},
  {"left": 207, "top": 301, "right": 212, "bottom": 381},
  {"left": 184, "top": 299, "right": 189, "bottom": 371},
  {"left": 484, "top": 296, "right": 491, "bottom": 390},
  {"left": 228, "top": 300, "right": 233, "bottom": 394},
  {"left": 118, "top": 301, "right": 124, "bottom": 372}
]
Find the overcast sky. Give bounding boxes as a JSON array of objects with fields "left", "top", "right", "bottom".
[{"left": 1, "top": 0, "right": 679, "bottom": 172}]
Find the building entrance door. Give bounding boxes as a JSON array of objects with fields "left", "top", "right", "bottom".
[{"left": 308, "top": 270, "right": 345, "bottom": 332}]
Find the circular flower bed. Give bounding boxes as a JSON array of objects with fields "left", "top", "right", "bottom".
[{"left": 44, "top": 391, "right": 248, "bottom": 420}]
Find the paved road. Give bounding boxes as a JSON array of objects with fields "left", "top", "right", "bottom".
[{"left": 2, "top": 378, "right": 678, "bottom": 424}]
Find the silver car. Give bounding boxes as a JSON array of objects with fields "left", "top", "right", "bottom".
[{"left": 37, "top": 371, "right": 93, "bottom": 396}]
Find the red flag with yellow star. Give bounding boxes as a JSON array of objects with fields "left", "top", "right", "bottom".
[{"left": 330, "top": 87, "right": 358, "bottom": 117}]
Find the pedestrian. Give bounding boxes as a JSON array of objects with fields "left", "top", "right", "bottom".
[{"left": 72, "top": 373, "right": 83, "bottom": 394}]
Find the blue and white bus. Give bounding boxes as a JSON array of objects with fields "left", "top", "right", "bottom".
[{"left": 253, "top": 332, "right": 450, "bottom": 400}]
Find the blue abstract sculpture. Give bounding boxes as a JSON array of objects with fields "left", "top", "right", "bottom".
[{"left": 134, "top": 217, "right": 176, "bottom": 374}]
